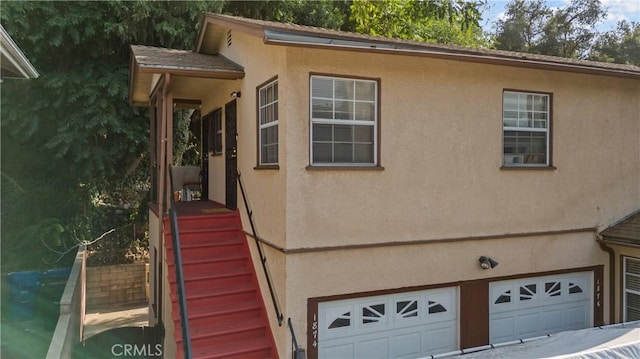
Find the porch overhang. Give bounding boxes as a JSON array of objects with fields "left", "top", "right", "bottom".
[
  {"left": 129, "top": 45, "right": 244, "bottom": 107},
  {"left": 600, "top": 210, "right": 640, "bottom": 248}
]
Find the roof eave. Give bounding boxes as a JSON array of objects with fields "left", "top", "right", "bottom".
[
  {"left": 136, "top": 65, "right": 245, "bottom": 80},
  {"left": 262, "top": 38, "right": 640, "bottom": 80},
  {"left": 0, "top": 25, "right": 39, "bottom": 79}
]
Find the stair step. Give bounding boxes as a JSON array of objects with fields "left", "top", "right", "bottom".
[
  {"left": 169, "top": 269, "right": 253, "bottom": 293},
  {"left": 167, "top": 213, "right": 240, "bottom": 231},
  {"left": 183, "top": 335, "right": 275, "bottom": 359},
  {"left": 165, "top": 228, "right": 243, "bottom": 245},
  {"left": 166, "top": 240, "right": 245, "bottom": 261},
  {"left": 171, "top": 282, "right": 258, "bottom": 310}
]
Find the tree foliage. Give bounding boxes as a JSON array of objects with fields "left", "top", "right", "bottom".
[
  {"left": 349, "top": 0, "right": 490, "bottom": 46},
  {"left": 0, "top": 1, "right": 224, "bottom": 271},
  {"left": 589, "top": 21, "right": 640, "bottom": 65},
  {"left": 494, "top": 0, "right": 607, "bottom": 58}
]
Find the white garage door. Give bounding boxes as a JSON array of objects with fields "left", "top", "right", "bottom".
[
  {"left": 318, "top": 287, "right": 457, "bottom": 359},
  {"left": 490, "top": 272, "right": 593, "bottom": 344}
]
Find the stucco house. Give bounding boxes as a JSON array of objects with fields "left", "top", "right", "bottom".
[{"left": 128, "top": 14, "right": 640, "bottom": 359}]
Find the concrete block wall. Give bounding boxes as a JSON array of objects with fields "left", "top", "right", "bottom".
[{"left": 86, "top": 263, "right": 148, "bottom": 309}]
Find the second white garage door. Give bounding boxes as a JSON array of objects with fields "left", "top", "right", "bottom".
[
  {"left": 489, "top": 272, "right": 593, "bottom": 344},
  {"left": 318, "top": 287, "right": 457, "bottom": 359}
]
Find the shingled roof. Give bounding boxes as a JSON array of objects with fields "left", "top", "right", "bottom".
[
  {"left": 601, "top": 211, "right": 640, "bottom": 247},
  {"left": 130, "top": 45, "right": 244, "bottom": 76},
  {"left": 198, "top": 13, "right": 640, "bottom": 79}
]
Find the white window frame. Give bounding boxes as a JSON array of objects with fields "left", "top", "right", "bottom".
[
  {"left": 502, "top": 90, "right": 551, "bottom": 167},
  {"left": 258, "top": 79, "right": 278, "bottom": 165},
  {"left": 623, "top": 257, "right": 640, "bottom": 322},
  {"left": 309, "top": 75, "right": 378, "bottom": 166}
]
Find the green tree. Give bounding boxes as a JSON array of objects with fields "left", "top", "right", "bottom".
[
  {"left": 589, "top": 21, "right": 640, "bottom": 65},
  {"left": 537, "top": 0, "right": 606, "bottom": 58},
  {"left": 349, "top": 0, "right": 490, "bottom": 46},
  {"left": 494, "top": 0, "right": 551, "bottom": 52},
  {"left": 494, "top": 0, "right": 607, "bottom": 58},
  {"left": 0, "top": 1, "right": 225, "bottom": 271}
]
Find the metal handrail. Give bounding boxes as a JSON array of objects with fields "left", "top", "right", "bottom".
[
  {"left": 168, "top": 165, "right": 192, "bottom": 359},
  {"left": 288, "top": 318, "right": 306, "bottom": 359},
  {"left": 237, "top": 171, "right": 284, "bottom": 326}
]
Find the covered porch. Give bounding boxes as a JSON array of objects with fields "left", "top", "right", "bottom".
[{"left": 129, "top": 44, "right": 245, "bottom": 333}]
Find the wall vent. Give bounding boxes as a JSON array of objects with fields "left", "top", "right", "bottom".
[{"left": 226, "top": 30, "right": 232, "bottom": 47}]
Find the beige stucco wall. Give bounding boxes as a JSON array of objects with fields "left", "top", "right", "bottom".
[
  {"left": 283, "top": 47, "right": 640, "bottom": 250},
  {"left": 200, "top": 30, "right": 290, "bottom": 356},
  {"left": 277, "top": 46, "right": 637, "bottom": 353}
]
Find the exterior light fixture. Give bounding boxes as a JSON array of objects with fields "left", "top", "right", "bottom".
[
  {"left": 479, "top": 256, "right": 499, "bottom": 270},
  {"left": 230, "top": 91, "right": 241, "bottom": 98}
]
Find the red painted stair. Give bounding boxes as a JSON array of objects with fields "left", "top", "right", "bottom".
[{"left": 165, "top": 211, "right": 279, "bottom": 359}]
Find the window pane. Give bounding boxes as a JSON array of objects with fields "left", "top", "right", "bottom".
[
  {"left": 312, "top": 77, "right": 333, "bottom": 98},
  {"left": 313, "top": 124, "right": 332, "bottom": 141},
  {"left": 355, "top": 102, "right": 374, "bottom": 121},
  {"left": 260, "top": 88, "right": 266, "bottom": 106},
  {"left": 354, "top": 144, "right": 374, "bottom": 163},
  {"left": 334, "top": 125, "right": 353, "bottom": 142},
  {"left": 335, "top": 79, "right": 353, "bottom": 100},
  {"left": 355, "top": 81, "right": 375, "bottom": 101},
  {"left": 312, "top": 99, "right": 333, "bottom": 119},
  {"left": 504, "top": 130, "right": 547, "bottom": 165},
  {"left": 503, "top": 92, "right": 519, "bottom": 110},
  {"left": 273, "top": 102, "right": 278, "bottom": 122},
  {"left": 335, "top": 100, "right": 353, "bottom": 120},
  {"left": 259, "top": 108, "right": 266, "bottom": 125},
  {"left": 626, "top": 292, "right": 640, "bottom": 321},
  {"left": 334, "top": 143, "right": 353, "bottom": 162},
  {"left": 354, "top": 126, "right": 374, "bottom": 142},
  {"left": 534, "top": 95, "right": 547, "bottom": 111},
  {"left": 273, "top": 82, "right": 278, "bottom": 101},
  {"left": 266, "top": 85, "right": 273, "bottom": 103},
  {"left": 313, "top": 143, "right": 332, "bottom": 162}
]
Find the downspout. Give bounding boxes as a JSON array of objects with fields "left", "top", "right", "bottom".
[{"left": 596, "top": 234, "right": 616, "bottom": 324}]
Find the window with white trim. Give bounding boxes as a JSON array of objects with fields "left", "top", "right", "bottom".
[
  {"left": 258, "top": 79, "right": 278, "bottom": 165},
  {"left": 503, "top": 91, "right": 550, "bottom": 166},
  {"left": 310, "top": 75, "right": 377, "bottom": 166},
  {"left": 624, "top": 257, "right": 640, "bottom": 321}
]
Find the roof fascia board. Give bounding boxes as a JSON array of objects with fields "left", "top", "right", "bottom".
[
  {"left": 264, "top": 35, "right": 640, "bottom": 80},
  {"left": 0, "top": 25, "right": 39, "bottom": 79},
  {"left": 135, "top": 65, "right": 244, "bottom": 80}
]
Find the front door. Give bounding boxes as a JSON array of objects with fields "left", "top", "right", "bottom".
[{"left": 225, "top": 100, "right": 238, "bottom": 210}]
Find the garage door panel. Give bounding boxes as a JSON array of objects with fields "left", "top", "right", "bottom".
[
  {"left": 319, "top": 287, "right": 458, "bottom": 359},
  {"left": 515, "top": 312, "right": 540, "bottom": 337},
  {"left": 390, "top": 331, "right": 422, "bottom": 358},
  {"left": 566, "top": 304, "right": 589, "bottom": 327},
  {"left": 541, "top": 308, "right": 564, "bottom": 332},
  {"left": 490, "top": 272, "right": 593, "bottom": 344},
  {"left": 319, "top": 342, "right": 354, "bottom": 359},
  {"left": 357, "top": 337, "right": 388, "bottom": 359},
  {"left": 425, "top": 325, "right": 456, "bottom": 353},
  {"left": 490, "top": 316, "right": 515, "bottom": 343}
]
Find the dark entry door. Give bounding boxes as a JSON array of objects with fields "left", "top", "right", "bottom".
[{"left": 225, "top": 100, "right": 238, "bottom": 210}]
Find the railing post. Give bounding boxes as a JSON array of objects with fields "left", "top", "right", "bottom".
[{"left": 168, "top": 165, "right": 192, "bottom": 359}]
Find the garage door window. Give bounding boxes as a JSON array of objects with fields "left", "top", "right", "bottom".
[{"left": 624, "top": 257, "right": 640, "bottom": 321}]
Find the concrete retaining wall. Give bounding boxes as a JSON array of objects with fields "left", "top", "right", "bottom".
[
  {"left": 46, "top": 245, "right": 86, "bottom": 359},
  {"left": 86, "top": 263, "right": 148, "bottom": 310}
]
